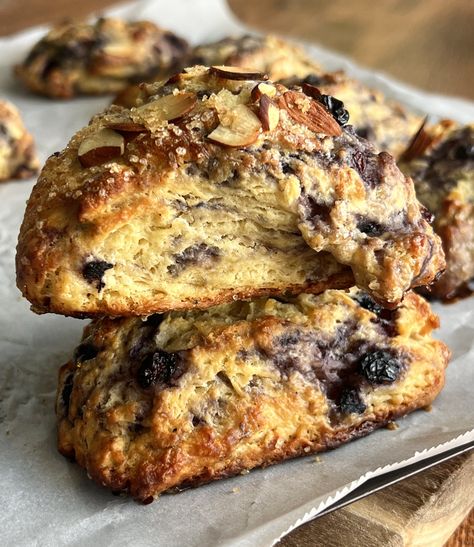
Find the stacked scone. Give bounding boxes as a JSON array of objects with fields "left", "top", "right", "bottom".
[{"left": 15, "top": 26, "right": 455, "bottom": 503}]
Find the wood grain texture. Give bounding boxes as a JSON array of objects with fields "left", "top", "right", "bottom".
[
  {"left": 0, "top": 0, "right": 472, "bottom": 544},
  {"left": 280, "top": 451, "right": 474, "bottom": 546},
  {"left": 228, "top": 0, "right": 474, "bottom": 100}
]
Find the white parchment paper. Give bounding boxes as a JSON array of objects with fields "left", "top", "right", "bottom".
[{"left": 0, "top": 1, "right": 473, "bottom": 545}]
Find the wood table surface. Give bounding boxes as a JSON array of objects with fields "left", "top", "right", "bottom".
[{"left": 0, "top": 0, "right": 472, "bottom": 545}]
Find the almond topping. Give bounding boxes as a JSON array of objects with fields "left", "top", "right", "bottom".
[
  {"left": 209, "top": 65, "right": 268, "bottom": 81},
  {"left": 399, "top": 117, "right": 431, "bottom": 162},
  {"left": 207, "top": 104, "right": 262, "bottom": 147},
  {"left": 281, "top": 91, "right": 342, "bottom": 137},
  {"left": 107, "top": 121, "right": 148, "bottom": 133},
  {"left": 258, "top": 95, "right": 280, "bottom": 131},
  {"left": 251, "top": 82, "right": 277, "bottom": 101},
  {"left": 78, "top": 129, "right": 124, "bottom": 168},
  {"left": 136, "top": 92, "right": 197, "bottom": 122}
]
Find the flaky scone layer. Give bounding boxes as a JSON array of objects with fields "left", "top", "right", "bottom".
[
  {"left": 56, "top": 289, "right": 450, "bottom": 502},
  {"left": 401, "top": 122, "right": 474, "bottom": 300},
  {"left": 0, "top": 100, "right": 39, "bottom": 181},
  {"left": 17, "top": 66, "right": 444, "bottom": 316},
  {"left": 15, "top": 18, "right": 188, "bottom": 99}
]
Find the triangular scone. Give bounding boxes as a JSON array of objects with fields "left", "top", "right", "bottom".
[
  {"left": 16, "top": 66, "right": 444, "bottom": 316},
  {"left": 56, "top": 289, "right": 450, "bottom": 501}
]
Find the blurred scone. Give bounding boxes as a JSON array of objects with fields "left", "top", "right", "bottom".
[
  {"left": 281, "top": 71, "right": 422, "bottom": 157},
  {"left": 15, "top": 18, "right": 189, "bottom": 98},
  {"left": 56, "top": 289, "right": 450, "bottom": 502},
  {"left": 401, "top": 121, "right": 474, "bottom": 300},
  {"left": 0, "top": 100, "right": 38, "bottom": 182},
  {"left": 16, "top": 66, "right": 444, "bottom": 317},
  {"left": 114, "top": 34, "right": 323, "bottom": 107}
]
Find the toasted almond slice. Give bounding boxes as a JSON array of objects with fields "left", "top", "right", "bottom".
[
  {"left": 209, "top": 65, "right": 268, "bottom": 81},
  {"left": 136, "top": 92, "right": 197, "bottom": 122},
  {"left": 281, "top": 91, "right": 341, "bottom": 137},
  {"left": 107, "top": 121, "right": 148, "bottom": 133},
  {"left": 208, "top": 104, "right": 262, "bottom": 147},
  {"left": 78, "top": 128, "right": 124, "bottom": 167},
  {"left": 258, "top": 95, "right": 280, "bottom": 131},
  {"left": 251, "top": 82, "right": 277, "bottom": 101},
  {"left": 399, "top": 117, "right": 431, "bottom": 162}
]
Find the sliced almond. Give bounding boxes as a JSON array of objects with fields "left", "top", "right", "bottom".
[
  {"left": 136, "top": 92, "right": 197, "bottom": 122},
  {"left": 281, "top": 91, "right": 341, "bottom": 137},
  {"left": 399, "top": 117, "right": 431, "bottom": 162},
  {"left": 258, "top": 95, "right": 280, "bottom": 131},
  {"left": 78, "top": 128, "right": 125, "bottom": 167},
  {"left": 107, "top": 121, "right": 148, "bottom": 133},
  {"left": 209, "top": 65, "right": 268, "bottom": 81},
  {"left": 251, "top": 82, "right": 277, "bottom": 101},
  {"left": 208, "top": 104, "right": 262, "bottom": 147}
]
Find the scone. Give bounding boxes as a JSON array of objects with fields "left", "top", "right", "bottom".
[
  {"left": 56, "top": 289, "right": 450, "bottom": 502},
  {"left": 401, "top": 121, "right": 474, "bottom": 300},
  {"left": 15, "top": 18, "right": 189, "bottom": 99},
  {"left": 281, "top": 71, "right": 422, "bottom": 158},
  {"left": 0, "top": 100, "right": 39, "bottom": 181},
  {"left": 16, "top": 66, "right": 444, "bottom": 317},
  {"left": 114, "top": 34, "right": 323, "bottom": 108}
]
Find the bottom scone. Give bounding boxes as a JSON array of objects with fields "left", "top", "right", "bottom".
[{"left": 56, "top": 289, "right": 450, "bottom": 502}]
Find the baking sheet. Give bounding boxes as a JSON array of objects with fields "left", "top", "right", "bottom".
[{"left": 0, "top": 1, "right": 473, "bottom": 545}]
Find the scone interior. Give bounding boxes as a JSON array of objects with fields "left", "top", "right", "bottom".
[
  {"left": 56, "top": 289, "right": 450, "bottom": 502},
  {"left": 14, "top": 18, "right": 189, "bottom": 98},
  {"left": 401, "top": 122, "right": 474, "bottom": 300},
  {"left": 0, "top": 100, "right": 39, "bottom": 181},
  {"left": 17, "top": 66, "right": 444, "bottom": 316}
]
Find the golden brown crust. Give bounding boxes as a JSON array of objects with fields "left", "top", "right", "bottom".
[
  {"left": 15, "top": 18, "right": 188, "bottom": 98},
  {"left": 17, "top": 66, "right": 444, "bottom": 316},
  {"left": 401, "top": 122, "right": 474, "bottom": 300},
  {"left": 56, "top": 289, "right": 449, "bottom": 501},
  {"left": 0, "top": 100, "right": 39, "bottom": 181}
]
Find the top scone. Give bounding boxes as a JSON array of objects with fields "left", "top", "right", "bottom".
[
  {"left": 16, "top": 66, "right": 444, "bottom": 317},
  {"left": 15, "top": 18, "right": 188, "bottom": 98}
]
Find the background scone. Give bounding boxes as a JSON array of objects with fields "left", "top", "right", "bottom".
[
  {"left": 401, "top": 121, "right": 474, "bottom": 300},
  {"left": 16, "top": 66, "right": 444, "bottom": 316},
  {"left": 281, "top": 71, "right": 422, "bottom": 158},
  {"left": 0, "top": 100, "right": 38, "bottom": 181},
  {"left": 56, "top": 289, "right": 450, "bottom": 502},
  {"left": 114, "top": 33, "right": 323, "bottom": 108},
  {"left": 15, "top": 18, "right": 189, "bottom": 98}
]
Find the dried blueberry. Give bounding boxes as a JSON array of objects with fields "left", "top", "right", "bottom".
[
  {"left": 354, "top": 293, "right": 383, "bottom": 315},
  {"left": 339, "top": 389, "right": 367, "bottom": 414},
  {"left": 168, "top": 244, "right": 220, "bottom": 277},
  {"left": 357, "top": 219, "right": 385, "bottom": 236},
  {"left": 74, "top": 343, "right": 99, "bottom": 363},
  {"left": 137, "top": 350, "right": 180, "bottom": 389},
  {"left": 82, "top": 259, "right": 113, "bottom": 291},
  {"left": 359, "top": 351, "right": 401, "bottom": 384},
  {"left": 318, "top": 95, "right": 350, "bottom": 126}
]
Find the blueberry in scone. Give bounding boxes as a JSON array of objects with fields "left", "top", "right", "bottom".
[
  {"left": 56, "top": 289, "right": 450, "bottom": 502},
  {"left": 16, "top": 66, "right": 444, "bottom": 317},
  {"left": 401, "top": 120, "right": 474, "bottom": 300},
  {"left": 280, "top": 71, "right": 422, "bottom": 158},
  {"left": 114, "top": 34, "right": 323, "bottom": 108},
  {"left": 15, "top": 18, "right": 189, "bottom": 98},
  {"left": 0, "top": 100, "right": 39, "bottom": 182}
]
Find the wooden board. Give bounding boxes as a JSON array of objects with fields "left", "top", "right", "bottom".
[{"left": 280, "top": 451, "right": 474, "bottom": 546}]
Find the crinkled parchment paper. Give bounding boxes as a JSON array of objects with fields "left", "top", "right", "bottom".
[{"left": 0, "top": 1, "right": 473, "bottom": 545}]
